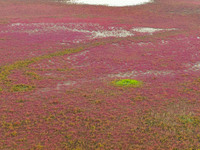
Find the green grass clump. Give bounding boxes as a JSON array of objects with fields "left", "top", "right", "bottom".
[
  {"left": 113, "top": 79, "right": 143, "bottom": 87},
  {"left": 11, "top": 84, "right": 35, "bottom": 92}
]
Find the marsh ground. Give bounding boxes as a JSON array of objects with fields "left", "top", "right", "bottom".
[{"left": 0, "top": 0, "right": 200, "bottom": 149}]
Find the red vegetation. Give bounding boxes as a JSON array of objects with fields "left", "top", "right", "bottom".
[{"left": 0, "top": 0, "right": 200, "bottom": 149}]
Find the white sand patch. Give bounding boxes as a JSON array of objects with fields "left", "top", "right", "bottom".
[
  {"left": 189, "top": 62, "right": 200, "bottom": 71},
  {"left": 7, "top": 23, "right": 134, "bottom": 38},
  {"left": 4, "top": 23, "right": 176, "bottom": 42},
  {"left": 92, "top": 29, "right": 134, "bottom": 38},
  {"left": 36, "top": 81, "right": 76, "bottom": 93},
  {"left": 108, "top": 70, "right": 174, "bottom": 78},
  {"left": 62, "top": 0, "right": 153, "bottom": 6},
  {"left": 132, "top": 27, "right": 176, "bottom": 34},
  {"left": 56, "top": 81, "right": 76, "bottom": 90},
  {"left": 137, "top": 42, "right": 153, "bottom": 46},
  {"left": 160, "top": 40, "right": 169, "bottom": 45},
  {"left": 109, "top": 62, "right": 200, "bottom": 79}
]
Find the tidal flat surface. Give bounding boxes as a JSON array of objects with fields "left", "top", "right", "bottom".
[{"left": 0, "top": 0, "right": 200, "bottom": 149}]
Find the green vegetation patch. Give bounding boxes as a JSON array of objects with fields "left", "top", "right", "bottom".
[
  {"left": 113, "top": 79, "right": 143, "bottom": 87},
  {"left": 0, "top": 47, "right": 87, "bottom": 84},
  {"left": 11, "top": 84, "right": 35, "bottom": 92}
]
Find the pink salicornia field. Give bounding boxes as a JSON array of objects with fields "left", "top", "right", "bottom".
[{"left": 0, "top": 0, "right": 200, "bottom": 149}]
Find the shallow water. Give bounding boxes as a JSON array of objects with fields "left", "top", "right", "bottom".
[{"left": 62, "top": 0, "right": 153, "bottom": 7}]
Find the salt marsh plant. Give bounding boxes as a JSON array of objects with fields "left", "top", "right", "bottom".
[{"left": 0, "top": 0, "right": 200, "bottom": 149}]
